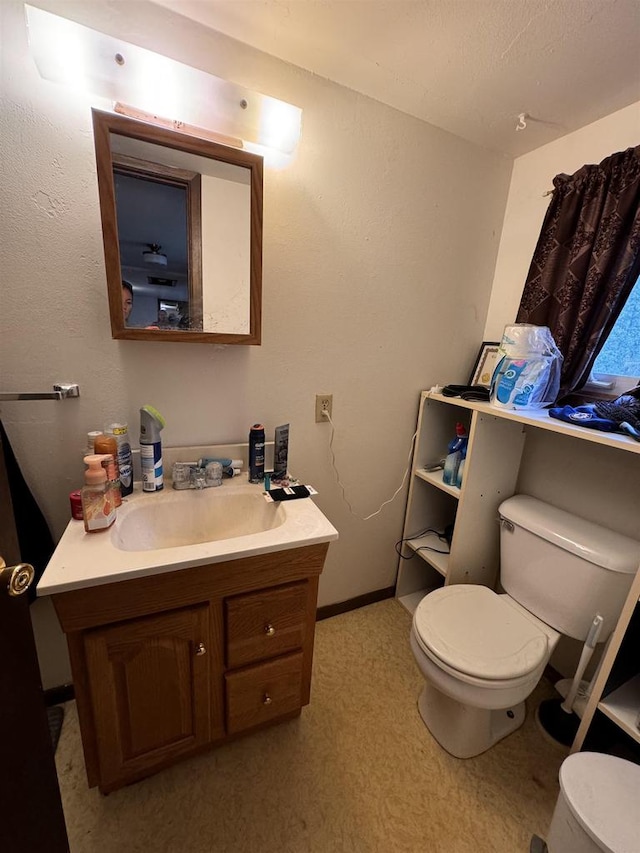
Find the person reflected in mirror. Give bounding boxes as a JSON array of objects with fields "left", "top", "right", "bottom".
[
  {"left": 157, "top": 309, "right": 170, "bottom": 329},
  {"left": 122, "top": 280, "right": 134, "bottom": 325}
]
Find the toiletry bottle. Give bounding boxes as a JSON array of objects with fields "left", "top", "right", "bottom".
[
  {"left": 273, "top": 423, "right": 290, "bottom": 481},
  {"left": 81, "top": 455, "right": 116, "bottom": 533},
  {"left": 140, "top": 405, "right": 166, "bottom": 492},
  {"left": 249, "top": 424, "right": 265, "bottom": 483},
  {"left": 443, "top": 423, "right": 468, "bottom": 486},
  {"left": 86, "top": 430, "right": 102, "bottom": 455},
  {"left": 106, "top": 423, "right": 133, "bottom": 497},
  {"left": 94, "top": 434, "right": 122, "bottom": 506},
  {"left": 455, "top": 446, "right": 467, "bottom": 489}
]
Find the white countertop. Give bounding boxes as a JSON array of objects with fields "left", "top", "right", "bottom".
[{"left": 38, "top": 477, "right": 339, "bottom": 596}]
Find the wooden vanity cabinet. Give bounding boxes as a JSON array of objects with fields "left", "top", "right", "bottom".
[
  {"left": 84, "top": 604, "right": 217, "bottom": 787},
  {"left": 53, "top": 543, "right": 328, "bottom": 793}
]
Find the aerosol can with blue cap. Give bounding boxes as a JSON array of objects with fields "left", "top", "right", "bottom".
[{"left": 140, "top": 405, "right": 166, "bottom": 492}]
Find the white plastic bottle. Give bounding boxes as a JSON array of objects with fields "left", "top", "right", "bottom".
[{"left": 455, "top": 448, "right": 467, "bottom": 488}]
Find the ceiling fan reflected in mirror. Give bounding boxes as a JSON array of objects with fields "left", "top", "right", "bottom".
[{"left": 142, "top": 243, "right": 168, "bottom": 266}]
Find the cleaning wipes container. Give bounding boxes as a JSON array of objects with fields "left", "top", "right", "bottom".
[
  {"left": 490, "top": 324, "right": 563, "bottom": 411},
  {"left": 546, "top": 752, "right": 640, "bottom": 852}
]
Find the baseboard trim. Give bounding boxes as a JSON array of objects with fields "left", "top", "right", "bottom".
[
  {"left": 317, "top": 586, "right": 395, "bottom": 621},
  {"left": 44, "top": 683, "right": 75, "bottom": 707}
]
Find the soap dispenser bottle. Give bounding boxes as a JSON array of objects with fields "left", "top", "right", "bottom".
[
  {"left": 443, "top": 423, "right": 468, "bottom": 486},
  {"left": 81, "top": 454, "right": 116, "bottom": 533},
  {"left": 140, "top": 405, "right": 166, "bottom": 492}
]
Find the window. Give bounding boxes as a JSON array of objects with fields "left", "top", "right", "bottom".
[{"left": 588, "top": 275, "right": 640, "bottom": 395}]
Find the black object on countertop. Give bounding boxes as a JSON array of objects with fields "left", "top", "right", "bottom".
[{"left": 441, "top": 384, "right": 491, "bottom": 402}]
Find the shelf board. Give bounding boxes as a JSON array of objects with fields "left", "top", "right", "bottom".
[
  {"left": 598, "top": 673, "right": 640, "bottom": 744},
  {"left": 426, "top": 393, "right": 640, "bottom": 454},
  {"left": 397, "top": 590, "right": 430, "bottom": 615},
  {"left": 406, "top": 537, "right": 449, "bottom": 576},
  {"left": 415, "top": 468, "right": 460, "bottom": 498}
]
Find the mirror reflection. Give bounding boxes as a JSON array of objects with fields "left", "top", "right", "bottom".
[{"left": 92, "top": 110, "right": 263, "bottom": 344}]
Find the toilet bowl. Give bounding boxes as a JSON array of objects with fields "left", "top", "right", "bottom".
[
  {"left": 411, "top": 585, "right": 560, "bottom": 758},
  {"left": 546, "top": 752, "right": 640, "bottom": 852},
  {"left": 410, "top": 495, "right": 639, "bottom": 759}
]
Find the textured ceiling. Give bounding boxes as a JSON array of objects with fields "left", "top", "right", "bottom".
[{"left": 152, "top": 0, "right": 640, "bottom": 157}]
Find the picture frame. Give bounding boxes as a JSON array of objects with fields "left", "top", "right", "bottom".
[{"left": 468, "top": 341, "right": 501, "bottom": 387}]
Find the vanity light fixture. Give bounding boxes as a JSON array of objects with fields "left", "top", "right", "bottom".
[{"left": 24, "top": 5, "right": 302, "bottom": 155}]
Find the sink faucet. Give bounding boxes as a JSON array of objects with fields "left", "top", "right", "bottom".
[{"left": 191, "top": 468, "right": 206, "bottom": 490}]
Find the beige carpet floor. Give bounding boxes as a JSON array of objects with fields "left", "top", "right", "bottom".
[{"left": 55, "top": 598, "right": 567, "bottom": 853}]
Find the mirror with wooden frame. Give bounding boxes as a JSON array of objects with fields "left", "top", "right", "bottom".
[{"left": 92, "top": 110, "right": 263, "bottom": 344}]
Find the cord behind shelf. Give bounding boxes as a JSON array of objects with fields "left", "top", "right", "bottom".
[{"left": 322, "top": 409, "right": 417, "bottom": 521}]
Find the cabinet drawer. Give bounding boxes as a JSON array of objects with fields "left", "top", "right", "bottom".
[
  {"left": 225, "top": 582, "right": 307, "bottom": 668},
  {"left": 225, "top": 652, "right": 304, "bottom": 734}
]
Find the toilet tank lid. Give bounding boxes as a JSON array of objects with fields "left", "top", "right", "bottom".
[
  {"left": 558, "top": 752, "right": 640, "bottom": 853},
  {"left": 499, "top": 495, "right": 640, "bottom": 574}
]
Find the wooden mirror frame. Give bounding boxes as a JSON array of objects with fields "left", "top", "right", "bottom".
[{"left": 92, "top": 109, "right": 263, "bottom": 345}]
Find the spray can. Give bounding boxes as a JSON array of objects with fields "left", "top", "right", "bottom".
[
  {"left": 249, "top": 424, "right": 265, "bottom": 483},
  {"left": 140, "top": 405, "right": 166, "bottom": 492},
  {"left": 106, "top": 423, "right": 134, "bottom": 497}
]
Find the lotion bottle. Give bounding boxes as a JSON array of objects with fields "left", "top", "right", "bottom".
[
  {"left": 81, "top": 455, "right": 116, "bottom": 533},
  {"left": 93, "top": 434, "right": 122, "bottom": 506}
]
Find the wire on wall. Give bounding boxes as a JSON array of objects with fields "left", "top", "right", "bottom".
[{"left": 322, "top": 410, "right": 417, "bottom": 521}]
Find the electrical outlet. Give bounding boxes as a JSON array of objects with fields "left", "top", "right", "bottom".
[{"left": 315, "top": 394, "right": 333, "bottom": 422}]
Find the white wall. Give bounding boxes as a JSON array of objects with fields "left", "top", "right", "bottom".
[
  {"left": 0, "top": 0, "right": 511, "bottom": 686},
  {"left": 484, "top": 101, "right": 640, "bottom": 341}
]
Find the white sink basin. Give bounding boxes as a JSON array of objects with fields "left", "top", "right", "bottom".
[
  {"left": 38, "top": 477, "right": 339, "bottom": 596},
  {"left": 113, "top": 489, "right": 285, "bottom": 551}
]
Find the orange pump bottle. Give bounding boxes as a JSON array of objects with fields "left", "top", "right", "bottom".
[
  {"left": 94, "top": 433, "right": 122, "bottom": 507},
  {"left": 81, "top": 455, "right": 116, "bottom": 533}
]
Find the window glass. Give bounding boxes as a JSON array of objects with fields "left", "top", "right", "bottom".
[{"left": 592, "top": 276, "right": 640, "bottom": 378}]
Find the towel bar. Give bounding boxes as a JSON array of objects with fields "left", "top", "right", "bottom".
[{"left": 0, "top": 383, "right": 80, "bottom": 401}]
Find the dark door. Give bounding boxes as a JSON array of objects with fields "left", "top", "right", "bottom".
[{"left": 0, "top": 430, "right": 69, "bottom": 852}]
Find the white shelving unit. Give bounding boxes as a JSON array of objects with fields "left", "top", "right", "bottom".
[
  {"left": 396, "top": 392, "right": 529, "bottom": 612},
  {"left": 573, "top": 568, "right": 640, "bottom": 754},
  {"left": 598, "top": 674, "right": 640, "bottom": 745},
  {"left": 396, "top": 391, "right": 640, "bottom": 756}
]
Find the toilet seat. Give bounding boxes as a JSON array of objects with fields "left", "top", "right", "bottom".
[{"left": 413, "top": 585, "right": 549, "bottom": 684}]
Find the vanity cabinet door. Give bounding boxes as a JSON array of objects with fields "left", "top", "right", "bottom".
[{"left": 84, "top": 604, "right": 216, "bottom": 789}]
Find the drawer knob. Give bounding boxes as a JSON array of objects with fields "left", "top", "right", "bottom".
[
  {"left": 262, "top": 693, "right": 273, "bottom": 706},
  {"left": 195, "top": 642, "right": 207, "bottom": 656},
  {"left": 264, "top": 624, "right": 276, "bottom": 637}
]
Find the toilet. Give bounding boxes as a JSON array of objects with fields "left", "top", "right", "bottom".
[
  {"left": 410, "top": 495, "right": 640, "bottom": 759},
  {"left": 545, "top": 752, "right": 640, "bottom": 852}
]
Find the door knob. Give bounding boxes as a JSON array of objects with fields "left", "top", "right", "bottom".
[
  {"left": 0, "top": 557, "right": 35, "bottom": 597},
  {"left": 264, "top": 624, "right": 276, "bottom": 637},
  {"left": 195, "top": 642, "right": 206, "bottom": 656}
]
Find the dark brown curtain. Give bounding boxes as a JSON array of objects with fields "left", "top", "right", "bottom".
[{"left": 516, "top": 145, "right": 640, "bottom": 398}]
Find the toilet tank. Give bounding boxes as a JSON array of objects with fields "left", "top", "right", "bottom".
[{"left": 498, "top": 495, "right": 640, "bottom": 642}]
